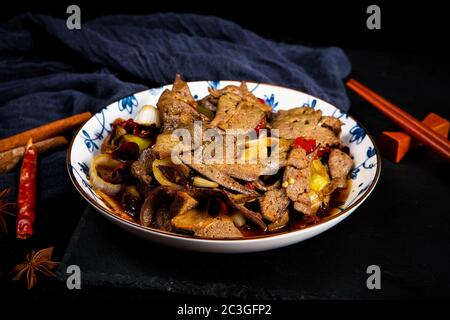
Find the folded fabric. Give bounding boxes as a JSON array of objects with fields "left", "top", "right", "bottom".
[{"left": 0, "top": 12, "right": 350, "bottom": 240}]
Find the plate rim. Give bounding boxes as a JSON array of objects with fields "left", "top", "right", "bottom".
[{"left": 66, "top": 80, "right": 381, "bottom": 243}]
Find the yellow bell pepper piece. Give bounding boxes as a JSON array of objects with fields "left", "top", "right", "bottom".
[
  {"left": 310, "top": 159, "right": 330, "bottom": 192},
  {"left": 122, "top": 134, "right": 152, "bottom": 152}
]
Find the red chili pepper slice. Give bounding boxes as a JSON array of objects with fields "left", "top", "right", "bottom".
[
  {"left": 293, "top": 137, "right": 316, "bottom": 154},
  {"left": 245, "top": 182, "right": 255, "bottom": 190},
  {"left": 254, "top": 116, "right": 266, "bottom": 134},
  {"left": 217, "top": 198, "right": 229, "bottom": 215},
  {"left": 317, "top": 146, "right": 331, "bottom": 158},
  {"left": 119, "top": 119, "right": 139, "bottom": 134}
]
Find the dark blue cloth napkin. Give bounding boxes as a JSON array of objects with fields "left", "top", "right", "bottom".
[
  {"left": 0, "top": 12, "right": 350, "bottom": 201},
  {"left": 0, "top": 14, "right": 351, "bottom": 292}
]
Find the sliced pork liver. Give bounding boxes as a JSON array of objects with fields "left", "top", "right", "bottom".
[
  {"left": 259, "top": 189, "right": 290, "bottom": 222},
  {"left": 293, "top": 193, "right": 313, "bottom": 216},
  {"left": 283, "top": 166, "right": 311, "bottom": 201},
  {"left": 286, "top": 148, "right": 308, "bottom": 169},
  {"left": 270, "top": 107, "right": 341, "bottom": 147},
  {"left": 328, "top": 149, "right": 353, "bottom": 180},
  {"left": 195, "top": 216, "right": 243, "bottom": 239},
  {"left": 157, "top": 74, "right": 209, "bottom": 132},
  {"left": 319, "top": 116, "right": 343, "bottom": 137}
]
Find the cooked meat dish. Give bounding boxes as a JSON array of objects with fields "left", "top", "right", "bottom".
[{"left": 90, "top": 74, "right": 354, "bottom": 239}]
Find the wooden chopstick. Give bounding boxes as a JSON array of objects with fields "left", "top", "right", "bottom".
[{"left": 346, "top": 78, "right": 450, "bottom": 161}]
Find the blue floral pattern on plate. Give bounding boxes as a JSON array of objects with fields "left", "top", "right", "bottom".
[
  {"left": 207, "top": 80, "right": 220, "bottom": 89},
  {"left": 350, "top": 146, "right": 377, "bottom": 180},
  {"left": 264, "top": 93, "right": 279, "bottom": 110},
  {"left": 118, "top": 95, "right": 138, "bottom": 114},
  {"left": 331, "top": 108, "right": 348, "bottom": 120},
  {"left": 80, "top": 109, "right": 111, "bottom": 153},
  {"left": 70, "top": 162, "right": 99, "bottom": 201},
  {"left": 349, "top": 124, "right": 366, "bottom": 144},
  {"left": 81, "top": 130, "right": 99, "bottom": 152},
  {"left": 302, "top": 99, "right": 317, "bottom": 109}
]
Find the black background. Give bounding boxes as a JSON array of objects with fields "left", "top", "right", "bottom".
[
  {"left": 1, "top": 0, "right": 449, "bottom": 309},
  {"left": 1, "top": 0, "right": 448, "bottom": 54}
]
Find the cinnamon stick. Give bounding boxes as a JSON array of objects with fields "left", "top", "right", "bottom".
[
  {"left": 0, "top": 112, "right": 91, "bottom": 153},
  {"left": 0, "top": 136, "right": 68, "bottom": 173}
]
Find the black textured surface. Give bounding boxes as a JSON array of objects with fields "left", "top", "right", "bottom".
[{"left": 55, "top": 50, "right": 450, "bottom": 300}]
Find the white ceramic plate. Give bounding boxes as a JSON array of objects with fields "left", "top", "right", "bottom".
[{"left": 67, "top": 81, "right": 380, "bottom": 253}]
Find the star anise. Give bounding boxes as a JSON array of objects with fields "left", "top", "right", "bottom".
[
  {"left": 11, "top": 246, "right": 60, "bottom": 289},
  {"left": 0, "top": 188, "right": 15, "bottom": 234}
]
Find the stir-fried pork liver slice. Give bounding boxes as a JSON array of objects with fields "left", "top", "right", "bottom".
[
  {"left": 170, "top": 191, "right": 199, "bottom": 217},
  {"left": 152, "top": 132, "right": 187, "bottom": 159},
  {"left": 283, "top": 166, "right": 311, "bottom": 201},
  {"left": 293, "top": 193, "right": 314, "bottom": 216},
  {"left": 270, "top": 107, "right": 341, "bottom": 147},
  {"left": 328, "top": 149, "right": 353, "bottom": 180},
  {"left": 131, "top": 148, "right": 155, "bottom": 185},
  {"left": 223, "top": 190, "right": 267, "bottom": 230},
  {"left": 303, "top": 126, "right": 341, "bottom": 147},
  {"left": 209, "top": 92, "right": 242, "bottom": 128},
  {"left": 286, "top": 148, "right": 308, "bottom": 169},
  {"left": 209, "top": 82, "right": 270, "bottom": 131},
  {"left": 194, "top": 216, "right": 243, "bottom": 239},
  {"left": 267, "top": 209, "right": 289, "bottom": 232},
  {"left": 171, "top": 209, "right": 243, "bottom": 239},
  {"left": 259, "top": 189, "right": 290, "bottom": 222},
  {"left": 319, "top": 116, "right": 343, "bottom": 137},
  {"left": 171, "top": 208, "right": 213, "bottom": 232},
  {"left": 140, "top": 186, "right": 176, "bottom": 227},
  {"left": 152, "top": 204, "right": 173, "bottom": 232},
  {"left": 187, "top": 162, "right": 258, "bottom": 196},
  {"left": 271, "top": 107, "right": 322, "bottom": 139},
  {"left": 157, "top": 74, "right": 209, "bottom": 132},
  {"left": 208, "top": 82, "right": 271, "bottom": 112},
  {"left": 221, "top": 101, "right": 266, "bottom": 131}
]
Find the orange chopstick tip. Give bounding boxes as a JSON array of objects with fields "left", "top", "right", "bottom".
[{"left": 379, "top": 112, "right": 449, "bottom": 163}]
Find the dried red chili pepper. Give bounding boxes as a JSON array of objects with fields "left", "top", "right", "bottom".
[
  {"left": 317, "top": 146, "right": 331, "bottom": 158},
  {"left": 254, "top": 116, "right": 266, "bottom": 134},
  {"left": 206, "top": 197, "right": 229, "bottom": 216},
  {"left": 136, "top": 123, "right": 159, "bottom": 138},
  {"left": 216, "top": 198, "right": 229, "bottom": 215},
  {"left": 112, "top": 141, "right": 140, "bottom": 161},
  {"left": 16, "top": 138, "right": 37, "bottom": 240},
  {"left": 245, "top": 182, "right": 256, "bottom": 190},
  {"left": 119, "top": 119, "right": 139, "bottom": 134},
  {"left": 293, "top": 137, "right": 316, "bottom": 154}
]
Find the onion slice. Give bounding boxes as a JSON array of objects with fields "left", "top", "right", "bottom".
[
  {"left": 231, "top": 212, "right": 246, "bottom": 227},
  {"left": 193, "top": 176, "right": 219, "bottom": 188},
  {"left": 152, "top": 158, "right": 189, "bottom": 189},
  {"left": 90, "top": 154, "right": 123, "bottom": 196},
  {"left": 134, "top": 105, "right": 161, "bottom": 127}
]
